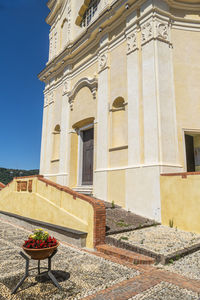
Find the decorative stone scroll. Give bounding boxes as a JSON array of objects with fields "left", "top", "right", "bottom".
[
  {"left": 98, "top": 53, "right": 108, "bottom": 73},
  {"left": 126, "top": 31, "right": 137, "bottom": 54},
  {"left": 49, "top": 35, "right": 53, "bottom": 60},
  {"left": 63, "top": 80, "right": 69, "bottom": 95},
  {"left": 67, "top": 0, "right": 71, "bottom": 39},
  {"left": 141, "top": 19, "right": 170, "bottom": 45},
  {"left": 157, "top": 22, "right": 169, "bottom": 40},
  {"left": 44, "top": 95, "right": 48, "bottom": 107},
  {"left": 49, "top": 91, "right": 54, "bottom": 105},
  {"left": 141, "top": 22, "right": 153, "bottom": 44}
]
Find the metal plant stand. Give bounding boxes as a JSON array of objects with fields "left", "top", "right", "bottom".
[{"left": 12, "top": 249, "right": 62, "bottom": 294}]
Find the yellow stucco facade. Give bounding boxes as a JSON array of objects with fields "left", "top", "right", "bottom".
[
  {"left": 0, "top": 177, "right": 95, "bottom": 248},
  {"left": 161, "top": 173, "right": 200, "bottom": 233},
  {"left": 38, "top": 0, "right": 200, "bottom": 223}
]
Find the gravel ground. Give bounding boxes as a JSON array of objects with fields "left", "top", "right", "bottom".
[
  {"left": 157, "top": 250, "right": 200, "bottom": 280},
  {"left": 105, "top": 206, "right": 157, "bottom": 235},
  {"left": 0, "top": 217, "right": 139, "bottom": 299},
  {"left": 111, "top": 225, "right": 200, "bottom": 255},
  {"left": 128, "top": 282, "right": 200, "bottom": 300}
]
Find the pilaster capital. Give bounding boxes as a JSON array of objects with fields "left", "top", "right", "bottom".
[
  {"left": 140, "top": 17, "right": 171, "bottom": 46},
  {"left": 98, "top": 53, "right": 109, "bottom": 74},
  {"left": 44, "top": 94, "right": 49, "bottom": 108},
  {"left": 49, "top": 90, "right": 55, "bottom": 105},
  {"left": 126, "top": 28, "right": 138, "bottom": 55},
  {"left": 63, "top": 79, "right": 70, "bottom": 95}
]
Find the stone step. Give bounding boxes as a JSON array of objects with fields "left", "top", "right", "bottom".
[
  {"left": 96, "top": 244, "right": 155, "bottom": 265},
  {"left": 73, "top": 186, "right": 93, "bottom": 195}
]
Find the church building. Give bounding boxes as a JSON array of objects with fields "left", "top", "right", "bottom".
[{"left": 38, "top": 0, "right": 200, "bottom": 222}]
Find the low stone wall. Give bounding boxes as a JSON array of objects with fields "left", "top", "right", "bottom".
[
  {"left": 0, "top": 175, "right": 106, "bottom": 248},
  {"left": 161, "top": 172, "right": 200, "bottom": 234}
]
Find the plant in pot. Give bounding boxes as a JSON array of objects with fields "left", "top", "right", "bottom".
[{"left": 23, "top": 228, "right": 59, "bottom": 260}]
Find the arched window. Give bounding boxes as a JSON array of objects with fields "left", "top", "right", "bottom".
[
  {"left": 81, "top": 0, "right": 100, "bottom": 27},
  {"left": 52, "top": 125, "right": 61, "bottom": 161}
]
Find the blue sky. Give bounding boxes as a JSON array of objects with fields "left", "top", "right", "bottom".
[{"left": 0, "top": 0, "right": 50, "bottom": 170}]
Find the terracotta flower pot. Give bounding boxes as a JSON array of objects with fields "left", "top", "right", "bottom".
[{"left": 22, "top": 242, "right": 59, "bottom": 260}]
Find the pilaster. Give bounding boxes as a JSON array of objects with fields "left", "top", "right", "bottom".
[
  {"left": 93, "top": 35, "right": 109, "bottom": 200},
  {"left": 40, "top": 94, "right": 49, "bottom": 175},
  {"left": 57, "top": 80, "right": 71, "bottom": 186},
  {"left": 45, "top": 90, "right": 55, "bottom": 176},
  {"left": 126, "top": 11, "right": 140, "bottom": 166},
  {"left": 140, "top": 2, "right": 180, "bottom": 172}
]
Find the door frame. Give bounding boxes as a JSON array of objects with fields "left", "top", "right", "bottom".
[
  {"left": 77, "top": 123, "right": 94, "bottom": 186},
  {"left": 182, "top": 128, "right": 200, "bottom": 172}
]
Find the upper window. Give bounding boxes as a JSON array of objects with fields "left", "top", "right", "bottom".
[{"left": 81, "top": 0, "right": 100, "bottom": 27}]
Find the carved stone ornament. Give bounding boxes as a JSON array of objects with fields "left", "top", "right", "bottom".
[
  {"left": 49, "top": 91, "right": 54, "bottom": 104},
  {"left": 63, "top": 80, "right": 69, "bottom": 94},
  {"left": 157, "top": 23, "right": 168, "bottom": 40},
  {"left": 68, "top": 77, "right": 98, "bottom": 110},
  {"left": 69, "top": 101, "right": 74, "bottom": 111},
  {"left": 98, "top": 54, "right": 108, "bottom": 72},
  {"left": 141, "top": 22, "right": 153, "bottom": 44},
  {"left": 44, "top": 95, "right": 48, "bottom": 107},
  {"left": 67, "top": 0, "right": 71, "bottom": 38},
  {"left": 127, "top": 32, "right": 137, "bottom": 54}
]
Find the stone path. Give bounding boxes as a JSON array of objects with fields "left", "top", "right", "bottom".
[{"left": 0, "top": 214, "right": 200, "bottom": 299}]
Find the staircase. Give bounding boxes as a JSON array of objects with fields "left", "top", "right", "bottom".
[
  {"left": 96, "top": 244, "right": 155, "bottom": 265},
  {"left": 96, "top": 200, "right": 159, "bottom": 264}
]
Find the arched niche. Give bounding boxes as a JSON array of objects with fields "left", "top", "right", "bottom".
[
  {"left": 68, "top": 77, "right": 98, "bottom": 110},
  {"left": 69, "top": 85, "right": 97, "bottom": 129},
  {"left": 52, "top": 124, "right": 61, "bottom": 161},
  {"left": 110, "top": 97, "right": 128, "bottom": 148}
]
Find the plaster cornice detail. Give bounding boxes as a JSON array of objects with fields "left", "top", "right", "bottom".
[
  {"left": 39, "top": 0, "right": 200, "bottom": 82},
  {"left": 67, "top": 77, "right": 98, "bottom": 110},
  {"left": 140, "top": 13, "right": 173, "bottom": 46},
  {"left": 166, "top": 0, "right": 200, "bottom": 11},
  {"left": 46, "top": 0, "right": 64, "bottom": 25}
]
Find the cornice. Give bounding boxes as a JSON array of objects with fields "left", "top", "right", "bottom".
[
  {"left": 47, "top": 0, "right": 56, "bottom": 10},
  {"left": 46, "top": 0, "right": 64, "bottom": 25},
  {"left": 39, "top": 0, "right": 200, "bottom": 82},
  {"left": 166, "top": 0, "right": 200, "bottom": 11}
]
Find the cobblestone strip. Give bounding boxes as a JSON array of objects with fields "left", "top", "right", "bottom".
[
  {"left": 150, "top": 269, "right": 200, "bottom": 293},
  {"left": 82, "top": 266, "right": 200, "bottom": 300},
  {"left": 82, "top": 274, "right": 162, "bottom": 300}
]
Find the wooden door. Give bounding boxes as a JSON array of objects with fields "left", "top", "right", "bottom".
[
  {"left": 185, "top": 134, "right": 195, "bottom": 172},
  {"left": 82, "top": 128, "right": 94, "bottom": 185}
]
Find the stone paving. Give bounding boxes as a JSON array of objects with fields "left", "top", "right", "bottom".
[
  {"left": 128, "top": 282, "right": 199, "bottom": 300},
  {"left": 0, "top": 214, "right": 200, "bottom": 299}
]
